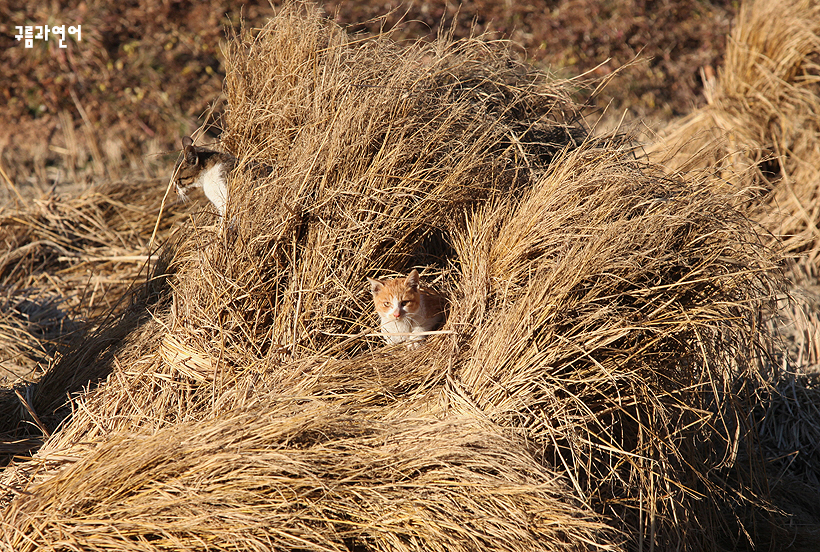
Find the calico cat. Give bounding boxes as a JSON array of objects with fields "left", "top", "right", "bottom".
[
  {"left": 367, "top": 269, "right": 444, "bottom": 349},
  {"left": 173, "top": 136, "right": 236, "bottom": 217}
]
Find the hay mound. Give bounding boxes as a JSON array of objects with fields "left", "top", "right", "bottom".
[
  {"left": 0, "top": 177, "right": 185, "bottom": 459},
  {"left": 197, "top": 2, "right": 585, "bottom": 367},
  {"left": 1, "top": 3, "right": 784, "bottom": 551},
  {"left": 649, "top": 0, "right": 820, "bottom": 544},
  {"left": 651, "top": 0, "right": 820, "bottom": 259},
  {"left": 2, "top": 399, "right": 610, "bottom": 552},
  {"left": 450, "top": 146, "right": 781, "bottom": 549}
]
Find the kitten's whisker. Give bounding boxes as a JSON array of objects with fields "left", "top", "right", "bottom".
[{"left": 369, "top": 330, "right": 454, "bottom": 337}]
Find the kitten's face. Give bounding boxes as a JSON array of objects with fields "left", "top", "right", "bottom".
[
  {"left": 173, "top": 137, "right": 201, "bottom": 198},
  {"left": 173, "top": 136, "right": 224, "bottom": 199},
  {"left": 368, "top": 271, "right": 421, "bottom": 324}
]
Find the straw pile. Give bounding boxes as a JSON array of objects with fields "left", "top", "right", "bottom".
[
  {"left": 0, "top": 177, "right": 186, "bottom": 458},
  {"left": 651, "top": 0, "right": 820, "bottom": 260},
  {"left": 1, "top": 3, "right": 786, "bottom": 551},
  {"left": 648, "top": 0, "right": 820, "bottom": 543},
  {"left": 4, "top": 398, "right": 616, "bottom": 551}
]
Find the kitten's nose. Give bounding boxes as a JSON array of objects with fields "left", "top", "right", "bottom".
[{"left": 393, "top": 311, "right": 401, "bottom": 318}]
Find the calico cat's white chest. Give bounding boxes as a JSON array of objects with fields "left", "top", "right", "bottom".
[{"left": 196, "top": 162, "right": 229, "bottom": 216}]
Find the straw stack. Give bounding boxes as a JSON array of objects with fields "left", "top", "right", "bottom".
[{"left": 652, "top": 0, "right": 820, "bottom": 260}]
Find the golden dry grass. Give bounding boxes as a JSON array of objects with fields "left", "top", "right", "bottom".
[
  {"left": 0, "top": 2, "right": 795, "bottom": 551},
  {"left": 0, "top": 177, "right": 185, "bottom": 367},
  {"left": 3, "top": 399, "right": 614, "bottom": 552},
  {"left": 0, "top": 176, "right": 187, "bottom": 458},
  {"left": 651, "top": 0, "right": 820, "bottom": 260},
  {"left": 647, "top": 0, "right": 820, "bottom": 543}
]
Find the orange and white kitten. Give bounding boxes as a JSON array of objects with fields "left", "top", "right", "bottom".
[{"left": 367, "top": 269, "right": 444, "bottom": 349}]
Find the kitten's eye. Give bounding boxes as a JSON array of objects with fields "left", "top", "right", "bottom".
[
  {"left": 382, "top": 302, "right": 390, "bottom": 308},
  {"left": 400, "top": 300, "right": 408, "bottom": 307}
]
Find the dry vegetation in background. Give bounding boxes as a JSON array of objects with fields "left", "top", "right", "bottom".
[
  {"left": 653, "top": 0, "right": 820, "bottom": 259},
  {"left": 2, "top": 0, "right": 820, "bottom": 551},
  {"left": 0, "top": 0, "right": 733, "bottom": 194}
]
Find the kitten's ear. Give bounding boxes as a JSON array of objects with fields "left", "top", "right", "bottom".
[
  {"left": 183, "top": 137, "right": 199, "bottom": 166},
  {"left": 405, "top": 269, "right": 419, "bottom": 289},
  {"left": 367, "top": 277, "right": 384, "bottom": 296}
]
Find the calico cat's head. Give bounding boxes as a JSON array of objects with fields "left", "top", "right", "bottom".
[
  {"left": 173, "top": 136, "right": 234, "bottom": 199},
  {"left": 367, "top": 269, "right": 421, "bottom": 323},
  {"left": 173, "top": 136, "right": 203, "bottom": 199}
]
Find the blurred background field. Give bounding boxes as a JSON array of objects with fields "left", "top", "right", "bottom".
[
  {"left": 0, "top": 0, "right": 734, "bottom": 191},
  {"left": 3, "top": 1, "right": 820, "bottom": 551}
]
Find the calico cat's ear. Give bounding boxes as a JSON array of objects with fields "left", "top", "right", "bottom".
[
  {"left": 367, "top": 277, "right": 384, "bottom": 295},
  {"left": 182, "top": 136, "right": 198, "bottom": 165},
  {"left": 405, "top": 269, "right": 419, "bottom": 289}
]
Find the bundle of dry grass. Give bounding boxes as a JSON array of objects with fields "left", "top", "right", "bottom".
[
  {"left": 646, "top": 0, "right": 820, "bottom": 543},
  {"left": 2, "top": 398, "right": 614, "bottom": 552},
  {"left": 651, "top": 0, "right": 820, "bottom": 259},
  {"left": 0, "top": 3, "right": 787, "bottom": 551},
  {"left": 0, "top": 177, "right": 186, "bottom": 458},
  {"left": 449, "top": 147, "right": 783, "bottom": 550},
  {"left": 200, "top": 1, "right": 586, "bottom": 367},
  {"left": 0, "top": 177, "right": 184, "bottom": 370}
]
